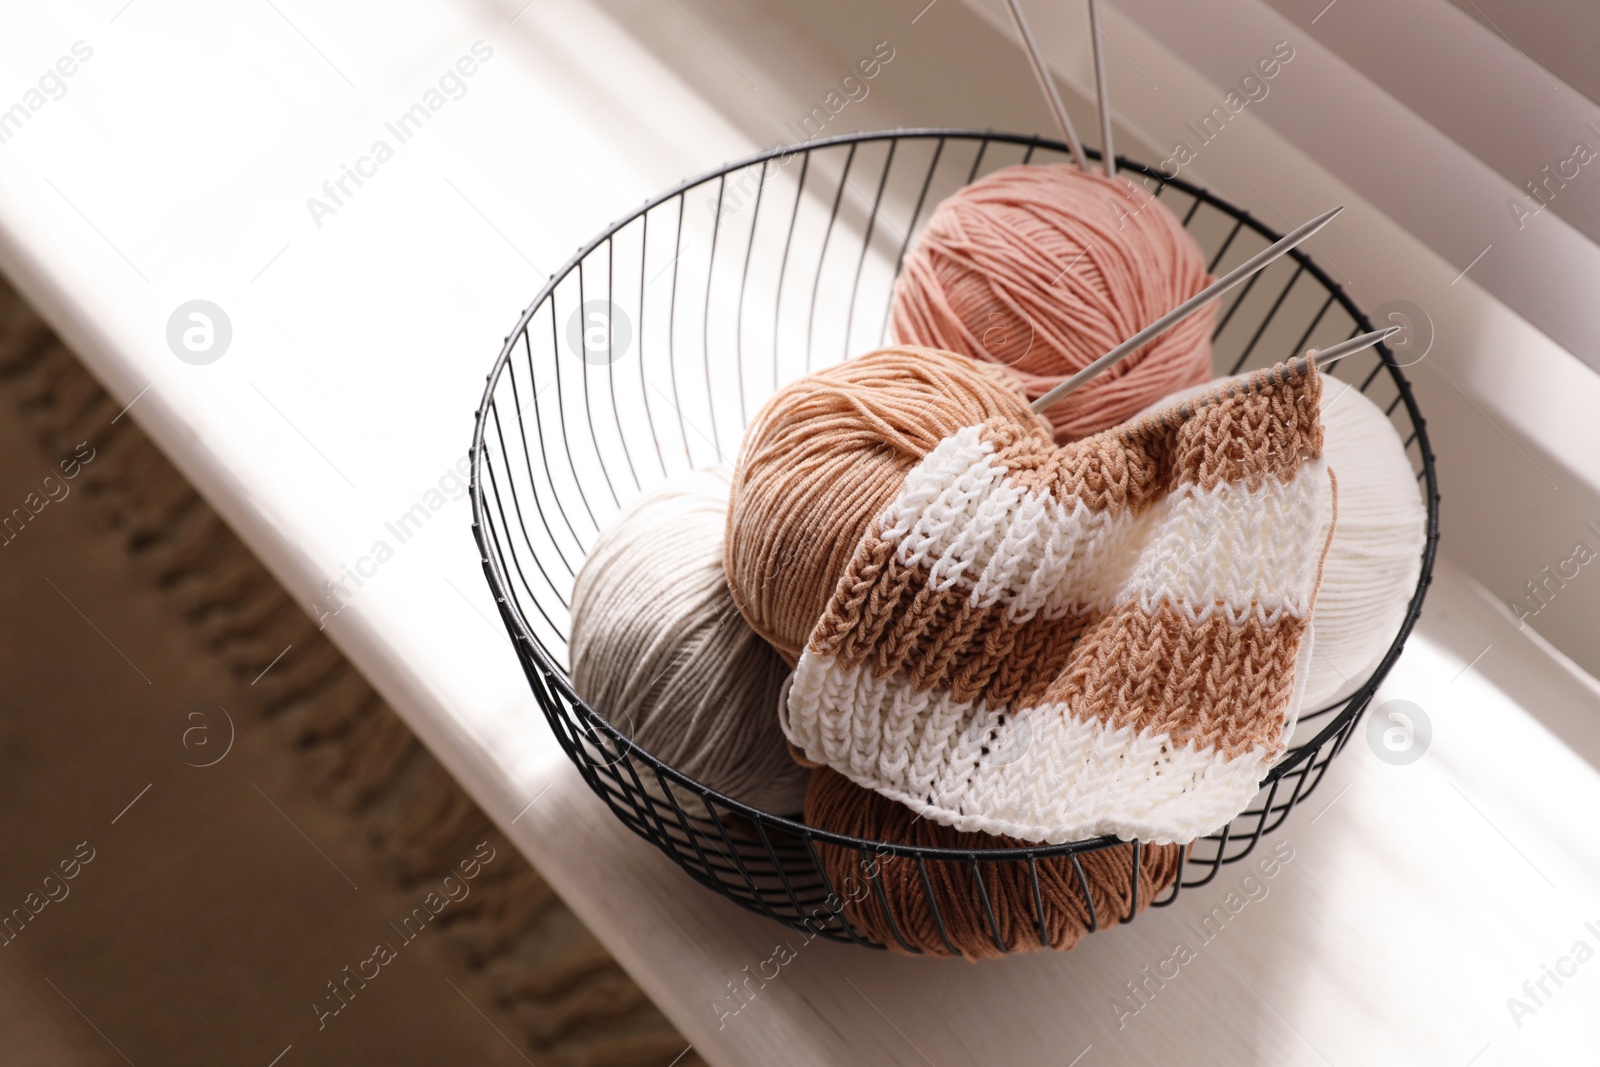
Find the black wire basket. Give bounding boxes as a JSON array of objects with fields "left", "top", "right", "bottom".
[{"left": 469, "top": 129, "right": 1441, "bottom": 953}]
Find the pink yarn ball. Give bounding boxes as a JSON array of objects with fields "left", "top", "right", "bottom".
[{"left": 891, "top": 163, "right": 1216, "bottom": 443}]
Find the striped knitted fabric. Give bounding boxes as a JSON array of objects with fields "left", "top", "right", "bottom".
[{"left": 781, "top": 360, "right": 1333, "bottom": 846}]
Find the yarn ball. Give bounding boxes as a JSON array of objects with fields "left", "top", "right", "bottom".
[
  {"left": 1307, "top": 378, "right": 1427, "bottom": 706},
  {"left": 724, "top": 345, "right": 1042, "bottom": 664},
  {"left": 890, "top": 163, "right": 1215, "bottom": 444},
  {"left": 570, "top": 467, "right": 808, "bottom": 814},
  {"left": 805, "top": 768, "right": 1184, "bottom": 959},
  {"left": 1135, "top": 370, "right": 1427, "bottom": 709}
]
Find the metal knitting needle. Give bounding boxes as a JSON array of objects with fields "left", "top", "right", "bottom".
[
  {"left": 1170, "top": 326, "right": 1405, "bottom": 421},
  {"left": 1032, "top": 204, "right": 1345, "bottom": 414},
  {"left": 1171, "top": 325, "right": 1402, "bottom": 419},
  {"left": 1003, "top": 0, "right": 1088, "bottom": 170},
  {"left": 1301, "top": 325, "right": 1403, "bottom": 370},
  {"left": 1088, "top": 0, "right": 1115, "bottom": 178}
]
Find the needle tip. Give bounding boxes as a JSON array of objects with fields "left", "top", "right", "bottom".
[
  {"left": 1303, "top": 204, "right": 1344, "bottom": 233},
  {"left": 1307, "top": 324, "right": 1401, "bottom": 368}
]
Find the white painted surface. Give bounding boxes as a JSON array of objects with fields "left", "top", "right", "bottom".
[{"left": 2, "top": 1, "right": 1599, "bottom": 1064}]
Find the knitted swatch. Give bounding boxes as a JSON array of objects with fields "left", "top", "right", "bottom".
[
  {"left": 1135, "top": 372, "right": 1427, "bottom": 710},
  {"left": 781, "top": 360, "right": 1333, "bottom": 846}
]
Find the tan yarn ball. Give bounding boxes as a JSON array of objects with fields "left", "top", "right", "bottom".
[
  {"left": 724, "top": 346, "right": 1044, "bottom": 664},
  {"left": 805, "top": 768, "right": 1184, "bottom": 960},
  {"left": 891, "top": 164, "right": 1215, "bottom": 444},
  {"left": 570, "top": 467, "right": 807, "bottom": 814}
]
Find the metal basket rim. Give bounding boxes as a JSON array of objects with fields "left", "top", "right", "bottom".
[{"left": 468, "top": 126, "right": 1442, "bottom": 862}]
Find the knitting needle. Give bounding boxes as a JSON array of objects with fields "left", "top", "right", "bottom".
[
  {"left": 1003, "top": 0, "right": 1089, "bottom": 170},
  {"left": 1170, "top": 326, "right": 1403, "bottom": 420},
  {"left": 1088, "top": 0, "right": 1115, "bottom": 178},
  {"left": 1032, "top": 204, "right": 1345, "bottom": 413},
  {"left": 1300, "top": 325, "right": 1403, "bottom": 370}
]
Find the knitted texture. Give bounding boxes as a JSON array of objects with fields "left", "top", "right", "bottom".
[
  {"left": 890, "top": 164, "right": 1215, "bottom": 443},
  {"left": 1136, "top": 373, "right": 1427, "bottom": 710},
  {"left": 781, "top": 360, "right": 1333, "bottom": 846}
]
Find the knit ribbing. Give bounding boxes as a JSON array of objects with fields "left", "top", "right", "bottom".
[{"left": 783, "top": 360, "right": 1332, "bottom": 845}]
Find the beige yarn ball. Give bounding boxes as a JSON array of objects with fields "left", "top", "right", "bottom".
[{"left": 570, "top": 468, "right": 807, "bottom": 814}]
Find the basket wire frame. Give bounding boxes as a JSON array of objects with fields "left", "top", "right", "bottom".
[{"left": 470, "top": 129, "right": 1441, "bottom": 953}]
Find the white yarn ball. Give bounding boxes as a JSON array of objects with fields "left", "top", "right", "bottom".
[
  {"left": 569, "top": 467, "right": 807, "bottom": 814},
  {"left": 1138, "top": 372, "right": 1427, "bottom": 709},
  {"left": 1304, "top": 377, "right": 1427, "bottom": 706}
]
